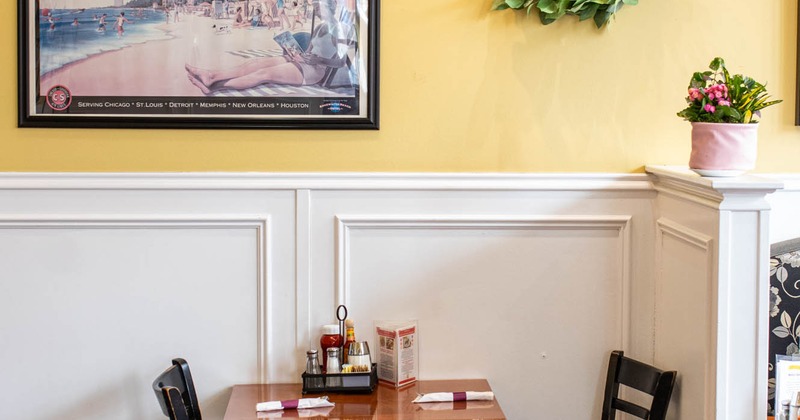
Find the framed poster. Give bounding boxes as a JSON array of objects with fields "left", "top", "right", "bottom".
[{"left": 19, "top": 0, "right": 379, "bottom": 129}]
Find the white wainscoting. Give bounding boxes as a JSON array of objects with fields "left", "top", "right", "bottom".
[
  {"left": 4, "top": 170, "right": 790, "bottom": 420},
  {"left": 0, "top": 173, "right": 657, "bottom": 420}
]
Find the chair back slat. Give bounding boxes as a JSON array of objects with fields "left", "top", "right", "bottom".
[
  {"left": 617, "top": 358, "right": 662, "bottom": 394},
  {"left": 611, "top": 398, "right": 649, "bottom": 419},
  {"left": 164, "top": 387, "right": 190, "bottom": 420},
  {"left": 601, "top": 350, "right": 677, "bottom": 420}
]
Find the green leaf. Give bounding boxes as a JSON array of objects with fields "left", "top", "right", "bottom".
[
  {"left": 505, "top": 0, "right": 526, "bottom": 9},
  {"left": 709, "top": 57, "right": 724, "bottom": 71},
  {"left": 607, "top": 0, "right": 624, "bottom": 14},
  {"left": 569, "top": 0, "right": 591, "bottom": 11},
  {"left": 593, "top": 4, "right": 610, "bottom": 27},
  {"left": 537, "top": 0, "right": 557, "bottom": 13},
  {"left": 578, "top": 2, "right": 600, "bottom": 20},
  {"left": 491, "top": 0, "right": 510, "bottom": 10},
  {"left": 622, "top": 0, "right": 637, "bottom": 4},
  {"left": 538, "top": 9, "right": 557, "bottom": 24}
]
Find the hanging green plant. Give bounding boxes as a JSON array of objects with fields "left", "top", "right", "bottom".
[{"left": 491, "top": 0, "right": 638, "bottom": 29}]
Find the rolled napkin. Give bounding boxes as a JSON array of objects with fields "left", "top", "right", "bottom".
[
  {"left": 415, "top": 400, "right": 496, "bottom": 411},
  {"left": 412, "top": 391, "right": 494, "bottom": 403},
  {"left": 257, "top": 405, "right": 335, "bottom": 418},
  {"left": 256, "top": 397, "right": 334, "bottom": 412}
]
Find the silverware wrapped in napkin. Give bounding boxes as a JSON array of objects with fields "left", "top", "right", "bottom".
[
  {"left": 412, "top": 391, "right": 494, "bottom": 403},
  {"left": 256, "top": 396, "right": 334, "bottom": 412},
  {"left": 257, "top": 405, "right": 335, "bottom": 418}
]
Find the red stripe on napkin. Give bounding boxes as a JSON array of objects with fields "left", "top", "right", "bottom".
[
  {"left": 281, "top": 399, "right": 299, "bottom": 409},
  {"left": 453, "top": 392, "right": 467, "bottom": 402}
]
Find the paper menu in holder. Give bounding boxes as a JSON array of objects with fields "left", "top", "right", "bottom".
[
  {"left": 375, "top": 320, "right": 418, "bottom": 388},
  {"left": 775, "top": 355, "right": 800, "bottom": 413}
]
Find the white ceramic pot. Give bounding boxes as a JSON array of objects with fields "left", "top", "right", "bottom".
[{"left": 689, "top": 122, "right": 758, "bottom": 177}]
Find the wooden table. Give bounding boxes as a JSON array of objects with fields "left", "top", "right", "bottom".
[{"left": 223, "top": 379, "right": 506, "bottom": 419}]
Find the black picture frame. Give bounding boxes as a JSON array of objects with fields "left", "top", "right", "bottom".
[{"left": 18, "top": 0, "right": 379, "bottom": 129}]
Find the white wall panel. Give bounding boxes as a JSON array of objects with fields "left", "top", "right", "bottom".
[
  {"left": 0, "top": 219, "right": 265, "bottom": 420},
  {"left": 655, "top": 218, "right": 714, "bottom": 420},
  {"left": 336, "top": 215, "right": 631, "bottom": 419}
]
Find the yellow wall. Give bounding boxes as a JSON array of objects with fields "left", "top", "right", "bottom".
[{"left": 2, "top": 0, "right": 799, "bottom": 172}]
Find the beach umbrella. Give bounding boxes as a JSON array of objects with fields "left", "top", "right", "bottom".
[{"left": 42, "top": 8, "right": 51, "bottom": 16}]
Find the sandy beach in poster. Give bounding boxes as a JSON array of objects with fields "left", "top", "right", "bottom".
[{"left": 39, "top": 12, "right": 310, "bottom": 97}]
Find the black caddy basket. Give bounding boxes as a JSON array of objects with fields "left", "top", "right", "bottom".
[{"left": 302, "top": 363, "right": 378, "bottom": 394}]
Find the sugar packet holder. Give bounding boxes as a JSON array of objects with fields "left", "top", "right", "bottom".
[
  {"left": 412, "top": 391, "right": 494, "bottom": 403},
  {"left": 256, "top": 396, "right": 334, "bottom": 412}
]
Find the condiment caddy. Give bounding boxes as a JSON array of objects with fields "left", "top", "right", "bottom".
[
  {"left": 302, "top": 305, "right": 377, "bottom": 394},
  {"left": 301, "top": 363, "right": 378, "bottom": 394}
]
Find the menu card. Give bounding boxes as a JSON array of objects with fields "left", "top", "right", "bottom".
[{"left": 775, "top": 355, "right": 800, "bottom": 413}]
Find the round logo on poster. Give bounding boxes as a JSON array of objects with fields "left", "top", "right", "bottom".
[{"left": 46, "top": 85, "right": 72, "bottom": 111}]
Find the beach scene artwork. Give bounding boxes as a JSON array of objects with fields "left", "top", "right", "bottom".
[{"left": 29, "top": 0, "right": 367, "bottom": 119}]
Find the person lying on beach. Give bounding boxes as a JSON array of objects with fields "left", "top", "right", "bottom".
[{"left": 185, "top": 0, "right": 352, "bottom": 94}]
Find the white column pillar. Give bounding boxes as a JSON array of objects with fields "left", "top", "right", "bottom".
[{"left": 647, "top": 165, "right": 783, "bottom": 420}]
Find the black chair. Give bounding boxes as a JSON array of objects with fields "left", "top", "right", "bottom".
[
  {"left": 601, "top": 350, "right": 676, "bottom": 420},
  {"left": 152, "top": 358, "right": 202, "bottom": 420}
]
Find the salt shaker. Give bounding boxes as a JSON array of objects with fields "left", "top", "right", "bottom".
[
  {"left": 326, "top": 347, "right": 342, "bottom": 388},
  {"left": 781, "top": 399, "right": 791, "bottom": 420},
  {"left": 305, "top": 349, "right": 323, "bottom": 389},
  {"left": 790, "top": 392, "right": 800, "bottom": 420}
]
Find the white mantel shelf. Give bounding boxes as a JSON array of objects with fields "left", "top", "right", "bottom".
[{"left": 646, "top": 165, "right": 784, "bottom": 210}]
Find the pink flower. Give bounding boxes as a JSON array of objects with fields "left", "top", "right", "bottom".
[
  {"left": 704, "top": 104, "right": 716, "bottom": 113},
  {"left": 718, "top": 99, "right": 731, "bottom": 106},
  {"left": 688, "top": 88, "right": 703, "bottom": 101},
  {"left": 707, "top": 84, "right": 729, "bottom": 101}
]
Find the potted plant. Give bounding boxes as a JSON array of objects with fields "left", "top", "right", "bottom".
[
  {"left": 491, "top": 0, "right": 637, "bottom": 28},
  {"left": 677, "top": 57, "right": 782, "bottom": 177}
]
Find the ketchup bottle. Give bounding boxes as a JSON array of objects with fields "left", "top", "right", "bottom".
[{"left": 320, "top": 324, "right": 342, "bottom": 373}]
